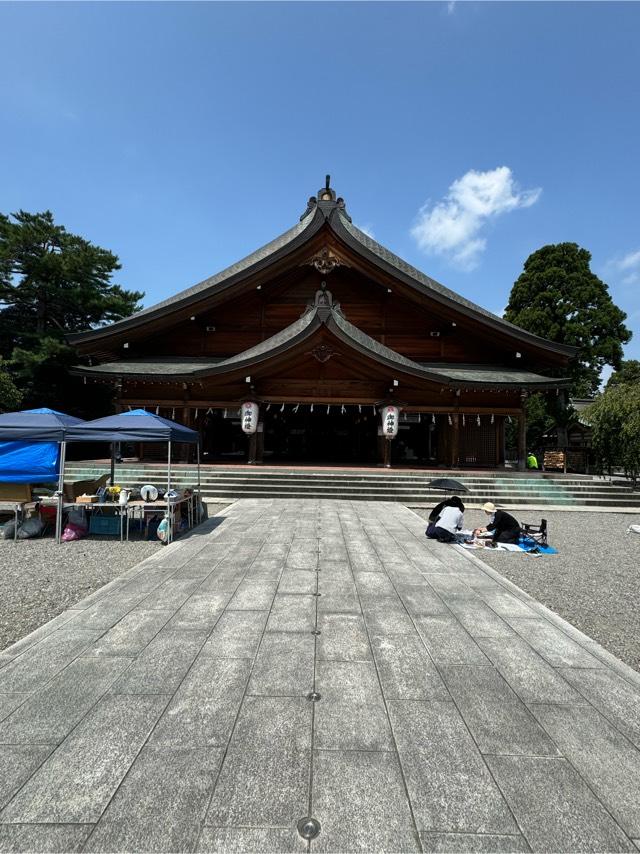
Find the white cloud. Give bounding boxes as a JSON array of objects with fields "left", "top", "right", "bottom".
[
  {"left": 618, "top": 249, "right": 640, "bottom": 270},
  {"left": 356, "top": 223, "right": 375, "bottom": 240},
  {"left": 608, "top": 249, "right": 640, "bottom": 286},
  {"left": 411, "top": 166, "right": 542, "bottom": 271},
  {"left": 446, "top": 1, "right": 456, "bottom": 14}
]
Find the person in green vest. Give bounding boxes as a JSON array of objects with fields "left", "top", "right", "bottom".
[{"left": 527, "top": 451, "right": 539, "bottom": 470}]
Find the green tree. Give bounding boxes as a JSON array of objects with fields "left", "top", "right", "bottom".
[
  {"left": 504, "top": 392, "right": 554, "bottom": 453},
  {"left": 583, "top": 384, "right": 640, "bottom": 487},
  {"left": 0, "top": 210, "right": 143, "bottom": 415},
  {"left": 0, "top": 359, "right": 22, "bottom": 413},
  {"left": 504, "top": 243, "right": 632, "bottom": 397},
  {"left": 606, "top": 359, "right": 640, "bottom": 389}
]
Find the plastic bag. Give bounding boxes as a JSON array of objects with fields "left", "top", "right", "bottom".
[
  {"left": 0, "top": 519, "right": 17, "bottom": 539},
  {"left": 16, "top": 517, "right": 43, "bottom": 539},
  {"left": 156, "top": 517, "right": 169, "bottom": 543},
  {"left": 61, "top": 521, "right": 88, "bottom": 542},
  {"left": 68, "top": 507, "right": 87, "bottom": 527}
]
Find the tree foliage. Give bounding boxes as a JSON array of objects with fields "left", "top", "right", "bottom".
[
  {"left": 0, "top": 210, "right": 143, "bottom": 415},
  {"left": 583, "top": 384, "right": 640, "bottom": 487},
  {"left": 0, "top": 359, "right": 22, "bottom": 413},
  {"left": 606, "top": 359, "right": 640, "bottom": 390},
  {"left": 504, "top": 243, "right": 631, "bottom": 397}
]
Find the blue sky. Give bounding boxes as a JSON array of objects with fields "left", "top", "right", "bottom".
[{"left": 1, "top": 1, "right": 639, "bottom": 369}]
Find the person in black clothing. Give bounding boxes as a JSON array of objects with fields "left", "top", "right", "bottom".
[
  {"left": 474, "top": 502, "right": 521, "bottom": 544},
  {"left": 426, "top": 496, "right": 463, "bottom": 538}
]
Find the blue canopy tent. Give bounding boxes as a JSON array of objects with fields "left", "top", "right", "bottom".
[
  {"left": 66, "top": 409, "right": 201, "bottom": 543},
  {"left": 0, "top": 408, "right": 86, "bottom": 541},
  {"left": 0, "top": 442, "right": 61, "bottom": 484}
]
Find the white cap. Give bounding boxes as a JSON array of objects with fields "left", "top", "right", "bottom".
[{"left": 482, "top": 502, "right": 497, "bottom": 513}]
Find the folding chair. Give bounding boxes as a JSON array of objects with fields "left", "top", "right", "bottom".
[{"left": 522, "top": 518, "right": 548, "bottom": 546}]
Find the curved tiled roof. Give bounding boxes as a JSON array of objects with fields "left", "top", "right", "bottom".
[
  {"left": 332, "top": 213, "right": 575, "bottom": 357},
  {"left": 75, "top": 303, "right": 568, "bottom": 389},
  {"left": 69, "top": 185, "right": 576, "bottom": 359},
  {"left": 68, "top": 207, "right": 321, "bottom": 343}
]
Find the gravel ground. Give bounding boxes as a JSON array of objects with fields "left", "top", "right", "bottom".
[
  {"left": 410, "top": 507, "right": 640, "bottom": 672},
  {"left": 0, "top": 503, "right": 230, "bottom": 652}
]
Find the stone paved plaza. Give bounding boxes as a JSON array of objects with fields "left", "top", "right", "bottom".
[{"left": 1, "top": 500, "right": 640, "bottom": 853}]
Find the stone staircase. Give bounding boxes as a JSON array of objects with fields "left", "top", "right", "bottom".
[{"left": 64, "top": 462, "right": 640, "bottom": 511}]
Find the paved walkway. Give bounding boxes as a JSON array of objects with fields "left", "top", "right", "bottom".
[{"left": 1, "top": 500, "right": 640, "bottom": 853}]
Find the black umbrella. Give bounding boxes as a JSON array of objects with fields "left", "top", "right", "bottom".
[{"left": 427, "top": 477, "right": 468, "bottom": 494}]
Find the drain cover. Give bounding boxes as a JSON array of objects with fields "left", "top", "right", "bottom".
[
  {"left": 306, "top": 691, "right": 321, "bottom": 702},
  {"left": 311, "top": 629, "right": 321, "bottom": 636},
  {"left": 313, "top": 592, "right": 322, "bottom": 597},
  {"left": 297, "top": 817, "right": 321, "bottom": 840}
]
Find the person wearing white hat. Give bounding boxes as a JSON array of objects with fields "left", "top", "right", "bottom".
[{"left": 474, "top": 502, "right": 521, "bottom": 544}]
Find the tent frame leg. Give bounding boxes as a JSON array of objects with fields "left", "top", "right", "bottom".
[
  {"left": 166, "top": 440, "right": 172, "bottom": 544},
  {"left": 56, "top": 441, "right": 67, "bottom": 544}
]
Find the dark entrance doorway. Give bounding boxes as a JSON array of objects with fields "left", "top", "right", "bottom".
[
  {"left": 391, "top": 414, "right": 439, "bottom": 466},
  {"left": 195, "top": 407, "right": 446, "bottom": 467},
  {"left": 263, "top": 408, "right": 378, "bottom": 464}
]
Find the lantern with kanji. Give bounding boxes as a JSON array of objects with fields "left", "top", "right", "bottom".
[
  {"left": 381, "top": 405, "right": 399, "bottom": 439},
  {"left": 241, "top": 401, "right": 259, "bottom": 434}
]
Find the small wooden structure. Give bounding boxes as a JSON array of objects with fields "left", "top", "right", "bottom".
[
  {"left": 543, "top": 451, "right": 567, "bottom": 473},
  {"left": 70, "top": 178, "right": 575, "bottom": 470}
]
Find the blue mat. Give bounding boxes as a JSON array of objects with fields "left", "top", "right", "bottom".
[{"left": 518, "top": 536, "right": 558, "bottom": 554}]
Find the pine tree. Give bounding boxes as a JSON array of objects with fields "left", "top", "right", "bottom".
[
  {"left": 0, "top": 210, "right": 143, "bottom": 415},
  {"left": 504, "top": 243, "right": 631, "bottom": 396}
]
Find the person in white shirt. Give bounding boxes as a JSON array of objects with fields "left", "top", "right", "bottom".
[{"left": 428, "top": 496, "right": 465, "bottom": 543}]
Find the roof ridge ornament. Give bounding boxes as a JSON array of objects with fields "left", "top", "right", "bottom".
[
  {"left": 319, "top": 175, "right": 336, "bottom": 203},
  {"left": 315, "top": 281, "right": 333, "bottom": 308},
  {"left": 300, "top": 175, "right": 352, "bottom": 222}
]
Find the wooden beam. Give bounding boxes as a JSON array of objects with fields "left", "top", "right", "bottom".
[
  {"left": 451, "top": 413, "right": 460, "bottom": 468},
  {"left": 518, "top": 392, "right": 528, "bottom": 471}
]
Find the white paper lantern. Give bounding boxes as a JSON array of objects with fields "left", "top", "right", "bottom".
[
  {"left": 241, "top": 401, "right": 259, "bottom": 434},
  {"left": 381, "top": 405, "right": 399, "bottom": 439}
]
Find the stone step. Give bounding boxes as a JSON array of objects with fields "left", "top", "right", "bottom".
[
  {"left": 61, "top": 481, "right": 640, "bottom": 507},
  {"left": 192, "top": 490, "right": 638, "bottom": 507},
  {"left": 63, "top": 463, "right": 638, "bottom": 509},
  {"left": 63, "top": 466, "right": 608, "bottom": 488},
  {"left": 63, "top": 470, "right": 633, "bottom": 496}
]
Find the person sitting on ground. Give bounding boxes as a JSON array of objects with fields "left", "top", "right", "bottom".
[
  {"left": 474, "top": 502, "right": 521, "bottom": 544},
  {"left": 428, "top": 496, "right": 465, "bottom": 543},
  {"left": 425, "top": 496, "right": 455, "bottom": 537},
  {"left": 526, "top": 451, "right": 539, "bottom": 470}
]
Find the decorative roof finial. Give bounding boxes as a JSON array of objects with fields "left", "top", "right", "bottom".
[{"left": 319, "top": 176, "right": 336, "bottom": 203}]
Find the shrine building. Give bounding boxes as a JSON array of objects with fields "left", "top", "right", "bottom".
[{"left": 70, "top": 178, "right": 575, "bottom": 469}]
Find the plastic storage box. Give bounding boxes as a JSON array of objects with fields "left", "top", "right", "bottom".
[{"left": 88, "top": 514, "right": 121, "bottom": 536}]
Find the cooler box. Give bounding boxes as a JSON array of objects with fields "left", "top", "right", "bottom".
[{"left": 89, "top": 514, "right": 121, "bottom": 536}]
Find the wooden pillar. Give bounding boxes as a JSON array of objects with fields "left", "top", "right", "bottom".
[
  {"left": 256, "top": 422, "right": 264, "bottom": 464},
  {"left": 181, "top": 384, "right": 191, "bottom": 462},
  {"left": 382, "top": 439, "right": 391, "bottom": 469},
  {"left": 248, "top": 432, "right": 258, "bottom": 465},
  {"left": 518, "top": 392, "right": 528, "bottom": 471},
  {"left": 556, "top": 388, "right": 569, "bottom": 450},
  {"left": 450, "top": 414, "right": 460, "bottom": 468}
]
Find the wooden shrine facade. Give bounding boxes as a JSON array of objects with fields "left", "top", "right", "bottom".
[{"left": 70, "top": 178, "right": 575, "bottom": 469}]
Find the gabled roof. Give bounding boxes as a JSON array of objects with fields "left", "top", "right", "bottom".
[
  {"left": 69, "top": 180, "right": 576, "bottom": 359},
  {"left": 74, "top": 298, "right": 570, "bottom": 390}
]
